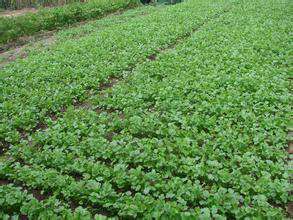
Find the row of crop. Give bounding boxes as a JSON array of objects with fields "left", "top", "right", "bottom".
[
  {"left": 2, "top": 160, "right": 275, "bottom": 219},
  {"left": 0, "top": 0, "right": 231, "bottom": 147},
  {"left": 5, "top": 106, "right": 287, "bottom": 218},
  {"left": 0, "top": 184, "right": 102, "bottom": 219},
  {"left": 0, "top": 0, "right": 140, "bottom": 45},
  {"left": 1, "top": 0, "right": 291, "bottom": 218}
]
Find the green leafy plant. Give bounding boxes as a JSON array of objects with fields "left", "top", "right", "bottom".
[{"left": 0, "top": 0, "right": 291, "bottom": 218}]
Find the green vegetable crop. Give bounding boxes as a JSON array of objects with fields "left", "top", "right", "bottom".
[{"left": 0, "top": 0, "right": 291, "bottom": 218}]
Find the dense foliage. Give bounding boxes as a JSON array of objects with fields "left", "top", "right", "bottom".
[
  {"left": 0, "top": 0, "right": 291, "bottom": 218},
  {"left": 0, "top": 0, "right": 139, "bottom": 45}
]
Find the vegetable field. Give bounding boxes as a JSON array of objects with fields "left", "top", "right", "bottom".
[
  {"left": 0, "top": 0, "right": 292, "bottom": 219},
  {"left": 0, "top": 0, "right": 139, "bottom": 45}
]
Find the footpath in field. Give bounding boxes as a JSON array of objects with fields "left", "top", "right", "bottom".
[
  {"left": 0, "top": 0, "right": 292, "bottom": 219},
  {"left": 0, "top": 8, "right": 37, "bottom": 17}
]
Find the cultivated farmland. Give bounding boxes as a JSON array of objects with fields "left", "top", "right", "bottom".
[
  {"left": 0, "top": 0, "right": 139, "bottom": 45},
  {"left": 0, "top": 0, "right": 292, "bottom": 219}
]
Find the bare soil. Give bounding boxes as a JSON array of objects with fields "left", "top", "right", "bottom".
[
  {"left": 0, "top": 8, "right": 37, "bottom": 17},
  {"left": 0, "top": 179, "right": 11, "bottom": 186}
]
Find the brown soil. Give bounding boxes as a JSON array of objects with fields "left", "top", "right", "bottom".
[
  {"left": 73, "top": 100, "right": 92, "bottom": 110},
  {"left": 0, "top": 179, "right": 11, "bottom": 185},
  {"left": 31, "top": 189, "right": 49, "bottom": 201},
  {"left": 0, "top": 8, "right": 37, "bottom": 17},
  {"left": 288, "top": 202, "right": 293, "bottom": 217},
  {"left": 99, "top": 77, "right": 121, "bottom": 90},
  {"left": 20, "top": 215, "right": 29, "bottom": 220},
  {"left": 147, "top": 54, "right": 157, "bottom": 61},
  {"left": 106, "top": 132, "right": 116, "bottom": 142},
  {"left": 0, "top": 140, "right": 10, "bottom": 155}
]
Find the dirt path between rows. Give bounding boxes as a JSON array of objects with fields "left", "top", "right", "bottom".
[{"left": 0, "top": 8, "right": 37, "bottom": 17}]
